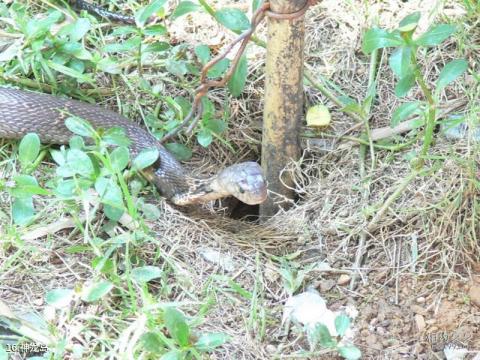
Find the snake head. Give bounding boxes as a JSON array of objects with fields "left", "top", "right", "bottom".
[{"left": 215, "top": 161, "right": 267, "bottom": 205}]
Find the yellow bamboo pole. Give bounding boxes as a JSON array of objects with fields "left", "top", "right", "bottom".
[{"left": 260, "top": 0, "right": 306, "bottom": 219}]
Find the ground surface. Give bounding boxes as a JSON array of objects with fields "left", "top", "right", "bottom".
[{"left": 0, "top": 0, "right": 479, "bottom": 359}]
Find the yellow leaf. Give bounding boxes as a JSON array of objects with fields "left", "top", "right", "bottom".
[{"left": 306, "top": 105, "right": 331, "bottom": 127}]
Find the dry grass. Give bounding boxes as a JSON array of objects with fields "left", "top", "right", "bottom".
[{"left": 1, "top": 0, "right": 479, "bottom": 359}]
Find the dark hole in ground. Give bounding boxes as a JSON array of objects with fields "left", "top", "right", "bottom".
[{"left": 228, "top": 199, "right": 260, "bottom": 221}]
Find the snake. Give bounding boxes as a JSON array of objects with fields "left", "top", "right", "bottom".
[{"left": 0, "top": 87, "right": 267, "bottom": 205}]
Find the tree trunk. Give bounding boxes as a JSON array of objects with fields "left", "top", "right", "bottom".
[{"left": 260, "top": 0, "right": 305, "bottom": 220}]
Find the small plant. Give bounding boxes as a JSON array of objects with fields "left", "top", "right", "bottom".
[
  {"left": 308, "top": 314, "right": 361, "bottom": 360},
  {"left": 362, "top": 12, "right": 468, "bottom": 168},
  {"left": 1, "top": 133, "right": 49, "bottom": 225}
]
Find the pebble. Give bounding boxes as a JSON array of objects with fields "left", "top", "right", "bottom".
[
  {"left": 469, "top": 284, "right": 480, "bottom": 308},
  {"left": 416, "top": 296, "right": 426, "bottom": 303},
  {"left": 266, "top": 345, "right": 276, "bottom": 354},
  {"left": 337, "top": 274, "right": 351, "bottom": 286},
  {"left": 415, "top": 314, "right": 426, "bottom": 332}
]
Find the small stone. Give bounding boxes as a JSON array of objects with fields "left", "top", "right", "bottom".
[
  {"left": 411, "top": 304, "right": 428, "bottom": 316},
  {"left": 469, "top": 284, "right": 480, "bottom": 308},
  {"left": 416, "top": 296, "right": 426, "bottom": 303},
  {"left": 369, "top": 317, "right": 378, "bottom": 326},
  {"left": 415, "top": 314, "right": 426, "bottom": 332},
  {"left": 360, "top": 329, "right": 370, "bottom": 337},
  {"left": 376, "top": 326, "right": 386, "bottom": 336},
  {"left": 337, "top": 274, "right": 351, "bottom": 286},
  {"left": 266, "top": 345, "right": 276, "bottom": 354}
]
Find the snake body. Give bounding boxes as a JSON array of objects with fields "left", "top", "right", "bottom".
[{"left": 0, "top": 87, "right": 267, "bottom": 205}]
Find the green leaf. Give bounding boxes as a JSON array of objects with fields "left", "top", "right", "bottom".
[
  {"left": 95, "top": 177, "right": 124, "bottom": 221},
  {"left": 228, "top": 54, "right": 247, "bottom": 97},
  {"left": 70, "top": 18, "right": 91, "bottom": 41},
  {"left": 81, "top": 280, "right": 114, "bottom": 302},
  {"left": 67, "top": 149, "right": 94, "bottom": 177},
  {"left": 395, "top": 73, "right": 415, "bottom": 97},
  {"left": 389, "top": 46, "right": 412, "bottom": 78},
  {"left": 391, "top": 101, "right": 423, "bottom": 127},
  {"left": 194, "top": 44, "right": 211, "bottom": 64},
  {"left": 197, "top": 129, "right": 213, "bottom": 147},
  {"left": 46, "top": 288, "right": 74, "bottom": 308},
  {"left": 47, "top": 60, "right": 94, "bottom": 83},
  {"left": 207, "top": 58, "right": 230, "bottom": 78},
  {"left": 12, "top": 196, "right": 34, "bottom": 225},
  {"left": 10, "top": 175, "right": 49, "bottom": 197},
  {"left": 171, "top": 1, "right": 201, "bottom": 20},
  {"left": 144, "top": 41, "right": 170, "bottom": 53},
  {"left": 195, "top": 332, "right": 230, "bottom": 351},
  {"left": 102, "top": 127, "right": 131, "bottom": 147},
  {"left": 110, "top": 146, "right": 130, "bottom": 172},
  {"left": 132, "top": 148, "right": 159, "bottom": 170},
  {"left": 334, "top": 314, "right": 351, "bottom": 337},
  {"left": 205, "top": 119, "right": 226, "bottom": 134},
  {"left": 164, "top": 143, "right": 192, "bottom": 161},
  {"left": 18, "top": 133, "right": 40, "bottom": 169},
  {"left": 140, "top": 332, "right": 164, "bottom": 354},
  {"left": 97, "top": 58, "right": 122, "bottom": 74},
  {"left": 144, "top": 24, "right": 167, "bottom": 36},
  {"left": 140, "top": 203, "right": 161, "bottom": 220},
  {"left": 215, "top": 8, "right": 250, "bottom": 31},
  {"left": 416, "top": 24, "right": 456, "bottom": 47},
  {"left": 362, "top": 28, "right": 404, "bottom": 54},
  {"left": 252, "top": 0, "right": 263, "bottom": 12},
  {"left": 65, "top": 116, "right": 96, "bottom": 138},
  {"left": 136, "top": 0, "right": 167, "bottom": 27},
  {"left": 131, "top": 266, "right": 163, "bottom": 283},
  {"left": 311, "top": 324, "right": 336, "bottom": 348},
  {"left": 398, "top": 12, "right": 421, "bottom": 32},
  {"left": 164, "top": 307, "right": 190, "bottom": 347},
  {"left": 338, "top": 345, "right": 362, "bottom": 360},
  {"left": 436, "top": 59, "right": 468, "bottom": 92},
  {"left": 160, "top": 350, "right": 183, "bottom": 360},
  {"left": 103, "top": 37, "right": 142, "bottom": 53}
]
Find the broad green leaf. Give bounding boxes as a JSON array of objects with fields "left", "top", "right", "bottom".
[
  {"left": 110, "top": 146, "right": 130, "bottom": 172},
  {"left": 103, "top": 37, "right": 142, "bottom": 53},
  {"left": 436, "top": 59, "right": 468, "bottom": 91},
  {"left": 195, "top": 332, "right": 230, "bottom": 351},
  {"left": 66, "top": 149, "right": 94, "bottom": 177},
  {"left": 97, "top": 58, "right": 121, "bottom": 74},
  {"left": 70, "top": 18, "right": 91, "bottom": 41},
  {"left": 207, "top": 58, "right": 230, "bottom": 78},
  {"left": 143, "top": 41, "right": 170, "bottom": 53},
  {"left": 12, "top": 196, "right": 34, "bottom": 225},
  {"left": 65, "top": 116, "right": 96, "bottom": 138},
  {"left": 194, "top": 44, "right": 211, "bottom": 64},
  {"left": 165, "top": 143, "right": 192, "bottom": 161},
  {"left": 215, "top": 8, "right": 250, "bottom": 31},
  {"left": 140, "top": 203, "right": 161, "bottom": 220},
  {"left": 416, "top": 24, "right": 456, "bottom": 47},
  {"left": 132, "top": 148, "right": 159, "bottom": 170},
  {"left": 164, "top": 307, "right": 190, "bottom": 347},
  {"left": 10, "top": 175, "right": 49, "bottom": 197},
  {"left": 389, "top": 46, "right": 412, "bottom": 78},
  {"left": 102, "top": 127, "right": 131, "bottom": 147},
  {"left": 398, "top": 12, "right": 421, "bottom": 32},
  {"left": 395, "top": 73, "right": 416, "bottom": 97},
  {"left": 81, "top": 280, "right": 114, "bottom": 302},
  {"left": 205, "top": 119, "right": 226, "bottom": 134},
  {"left": 95, "top": 177, "right": 124, "bottom": 220},
  {"left": 310, "top": 324, "right": 336, "bottom": 348},
  {"left": 131, "top": 266, "right": 163, "bottom": 283},
  {"left": 160, "top": 350, "right": 183, "bottom": 360},
  {"left": 47, "top": 60, "right": 94, "bottom": 83},
  {"left": 362, "top": 28, "right": 404, "bottom": 54},
  {"left": 18, "top": 133, "right": 40, "bottom": 169},
  {"left": 391, "top": 101, "right": 423, "bottom": 127},
  {"left": 334, "top": 314, "right": 351, "bottom": 337},
  {"left": 46, "top": 288, "right": 74, "bottom": 308},
  {"left": 197, "top": 129, "right": 213, "bottom": 147},
  {"left": 111, "top": 26, "right": 138, "bottom": 36},
  {"left": 136, "top": 0, "right": 167, "bottom": 26},
  {"left": 165, "top": 59, "right": 189, "bottom": 77},
  {"left": 338, "top": 345, "right": 362, "bottom": 360},
  {"left": 171, "top": 1, "right": 201, "bottom": 20},
  {"left": 140, "top": 332, "right": 164, "bottom": 354},
  {"left": 228, "top": 54, "right": 247, "bottom": 97},
  {"left": 144, "top": 24, "right": 167, "bottom": 36}
]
